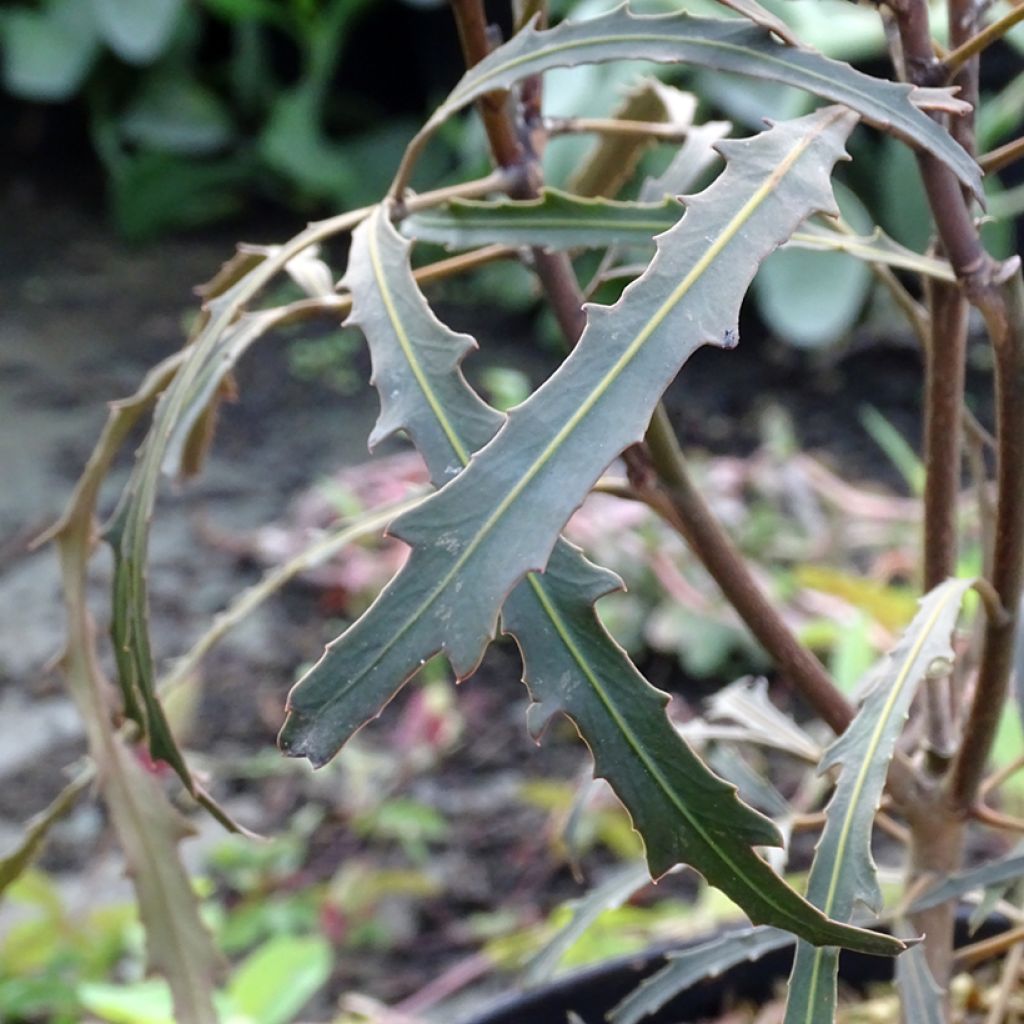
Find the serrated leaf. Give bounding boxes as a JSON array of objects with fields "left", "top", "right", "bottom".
[
  {"left": 282, "top": 110, "right": 905, "bottom": 956},
  {"left": 289, "top": 209, "right": 802, "bottom": 915},
  {"left": 408, "top": 6, "right": 979, "bottom": 199},
  {"left": 402, "top": 190, "right": 682, "bottom": 251},
  {"left": 46, "top": 359, "right": 220, "bottom": 1024},
  {"left": 783, "top": 577, "right": 974, "bottom": 1024},
  {"left": 895, "top": 941, "right": 944, "bottom": 1024},
  {"left": 910, "top": 845, "right": 1024, "bottom": 913},
  {"left": 526, "top": 861, "right": 652, "bottom": 985},
  {"left": 609, "top": 926, "right": 794, "bottom": 1024},
  {"left": 403, "top": 189, "right": 954, "bottom": 282}
]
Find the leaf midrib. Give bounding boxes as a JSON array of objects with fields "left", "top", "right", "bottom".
[
  {"left": 308, "top": 112, "right": 839, "bottom": 728},
  {"left": 443, "top": 24, "right": 909, "bottom": 139},
  {"left": 369, "top": 199, "right": 849, "bottom": 940},
  {"left": 798, "top": 584, "right": 964, "bottom": 1024}
]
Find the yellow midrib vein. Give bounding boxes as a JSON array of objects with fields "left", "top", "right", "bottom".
[
  {"left": 371, "top": 202, "right": 838, "bottom": 937},
  {"left": 798, "top": 584, "right": 963, "bottom": 1024}
]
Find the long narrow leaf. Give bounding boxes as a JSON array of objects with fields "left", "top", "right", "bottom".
[
  {"left": 287, "top": 209, "right": 844, "bottom": 940},
  {"left": 402, "top": 190, "right": 682, "bottom": 251},
  {"left": 283, "top": 109, "right": 904, "bottom": 956},
  {"left": 895, "top": 941, "right": 944, "bottom": 1024},
  {"left": 46, "top": 360, "right": 221, "bottom": 1024},
  {"left": 405, "top": 6, "right": 979, "bottom": 198},
  {"left": 402, "top": 190, "right": 954, "bottom": 281},
  {"left": 609, "top": 927, "right": 794, "bottom": 1024},
  {"left": 783, "top": 577, "right": 975, "bottom": 1024},
  {"left": 526, "top": 861, "right": 653, "bottom": 985},
  {"left": 909, "top": 846, "right": 1024, "bottom": 913}
]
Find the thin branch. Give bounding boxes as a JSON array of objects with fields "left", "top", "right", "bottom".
[
  {"left": 984, "top": 938, "right": 1023, "bottom": 1024},
  {"left": 981, "top": 753, "right": 1024, "bottom": 798},
  {"left": 449, "top": 0, "right": 526, "bottom": 174},
  {"left": 642, "top": 406, "right": 856, "bottom": 737},
  {"left": 969, "top": 802, "right": 1024, "bottom": 833},
  {"left": 943, "top": 3, "right": 1024, "bottom": 74},
  {"left": 953, "top": 923, "right": 1024, "bottom": 970},
  {"left": 980, "top": 135, "right": 1024, "bottom": 175},
  {"left": 545, "top": 116, "right": 691, "bottom": 142}
]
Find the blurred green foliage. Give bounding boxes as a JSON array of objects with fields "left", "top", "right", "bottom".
[{"left": 1, "top": 0, "right": 455, "bottom": 239}]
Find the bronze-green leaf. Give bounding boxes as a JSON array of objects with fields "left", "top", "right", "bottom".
[
  {"left": 402, "top": 190, "right": 682, "bottom": 251},
  {"left": 400, "top": 6, "right": 979, "bottom": 199},
  {"left": 282, "top": 111, "right": 906, "bottom": 955},
  {"left": 783, "top": 577, "right": 975, "bottom": 1024}
]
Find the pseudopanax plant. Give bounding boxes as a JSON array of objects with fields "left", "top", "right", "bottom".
[{"left": 28, "top": 0, "right": 1024, "bottom": 1019}]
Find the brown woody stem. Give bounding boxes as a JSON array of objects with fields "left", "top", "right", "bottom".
[
  {"left": 950, "top": 270, "right": 1024, "bottom": 807},
  {"left": 643, "top": 406, "right": 856, "bottom": 735}
]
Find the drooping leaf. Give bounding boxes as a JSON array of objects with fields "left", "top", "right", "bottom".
[
  {"left": 609, "top": 926, "right": 794, "bottom": 1024},
  {"left": 909, "top": 845, "right": 1024, "bottom": 913},
  {"left": 526, "top": 861, "right": 653, "bottom": 985},
  {"left": 402, "top": 6, "right": 979, "bottom": 198},
  {"left": 282, "top": 111, "right": 905, "bottom": 956},
  {"left": 894, "top": 940, "right": 945, "bottom": 1024},
  {"left": 45, "top": 359, "right": 221, "bottom": 1024},
  {"left": 99, "top": 205, "right": 368, "bottom": 793},
  {"left": 0, "top": 768, "right": 94, "bottom": 898},
  {"left": 783, "top": 578, "right": 975, "bottom": 1024},
  {"left": 289, "top": 209, "right": 828, "bottom": 931}
]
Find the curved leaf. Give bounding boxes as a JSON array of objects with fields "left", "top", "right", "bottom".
[
  {"left": 910, "top": 846, "right": 1024, "bottom": 913},
  {"left": 403, "top": 189, "right": 954, "bottom": 281},
  {"left": 47, "top": 359, "right": 221, "bottom": 1024},
  {"left": 609, "top": 926, "right": 794, "bottom": 1024},
  {"left": 783, "top": 577, "right": 975, "bottom": 1024},
  {"left": 406, "top": 6, "right": 979, "bottom": 198},
  {"left": 283, "top": 109, "right": 904, "bottom": 955},
  {"left": 286, "top": 209, "right": 806, "bottom": 920}
]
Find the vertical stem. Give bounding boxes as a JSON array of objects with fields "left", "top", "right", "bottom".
[
  {"left": 448, "top": 0, "right": 528, "bottom": 177},
  {"left": 643, "top": 407, "right": 857, "bottom": 735},
  {"left": 950, "top": 272, "right": 1024, "bottom": 807},
  {"left": 887, "top": 0, "right": 994, "bottom": 993},
  {"left": 922, "top": 280, "right": 968, "bottom": 768}
]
